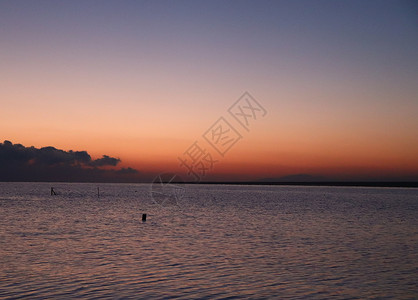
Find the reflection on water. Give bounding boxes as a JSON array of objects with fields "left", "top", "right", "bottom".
[{"left": 0, "top": 183, "right": 417, "bottom": 299}]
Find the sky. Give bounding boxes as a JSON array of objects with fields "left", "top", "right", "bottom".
[{"left": 1, "top": 0, "right": 417, "bottom": 182}]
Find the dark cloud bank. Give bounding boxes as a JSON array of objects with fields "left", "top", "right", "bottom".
[{"left": 0, "top": 140, "right": 143, "bottom": 182}]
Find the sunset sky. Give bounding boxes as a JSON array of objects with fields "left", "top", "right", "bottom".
[{"left": 1, "top": 0, "right": 417, "bottom": 182}]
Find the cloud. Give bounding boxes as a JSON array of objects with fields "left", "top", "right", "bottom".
[
  {"left": 91, "top": 155, "right": 121, "bottom": 167},
  {"left": 0, "top": 140, "right": 96, "bottom": 166},
  {"left": 0, "top": 140, "right": 142, "bottom": 182}
]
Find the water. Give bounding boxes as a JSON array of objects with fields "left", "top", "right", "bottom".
[{"left": 0, "top": 182, "right": 417, "bottom": 299}]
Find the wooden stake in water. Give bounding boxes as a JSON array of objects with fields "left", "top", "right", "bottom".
[
  {"left": 97, "top": 187, "right": 100, "bottom": 198},
  {"left": 142, "top": 213, "right": 147, "bottom": 222}
]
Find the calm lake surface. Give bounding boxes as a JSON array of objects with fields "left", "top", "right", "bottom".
[{"left": 0, "top": 182, "right": 417, "bottom": 299}]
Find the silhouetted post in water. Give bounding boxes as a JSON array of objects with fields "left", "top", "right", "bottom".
[
  {"left": 97, "top": 187, "right": 100, "bottom": 198},
  {"left": 142, "top": 213, "right": 147, "bottom": 222},
  {"left": 51, "top": 187, "right": 56, "bottom": 196}
]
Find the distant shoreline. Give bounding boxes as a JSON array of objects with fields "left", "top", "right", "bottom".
[
  {"left": 183, "top": 181, "right": 418, "bottom": 188},
  {"left": 1, "top": 181, "right": 417, "bottom": 188}
]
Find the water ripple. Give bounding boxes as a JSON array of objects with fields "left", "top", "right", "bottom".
[{"left": 0, "top": 183, "right": 417, "bottom": 299}]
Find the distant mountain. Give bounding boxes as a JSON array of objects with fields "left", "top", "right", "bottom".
[{"left": 258, "top": 174, "right": 328, "bottom": 183}]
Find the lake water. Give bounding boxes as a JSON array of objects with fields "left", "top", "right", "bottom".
[{"left": 0, "top": 182, "right": 417, "bottom": 299}]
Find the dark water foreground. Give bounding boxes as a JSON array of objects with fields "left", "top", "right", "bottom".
[{"left": 0, "top": 182, "right": 417, "bottom": 299}]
